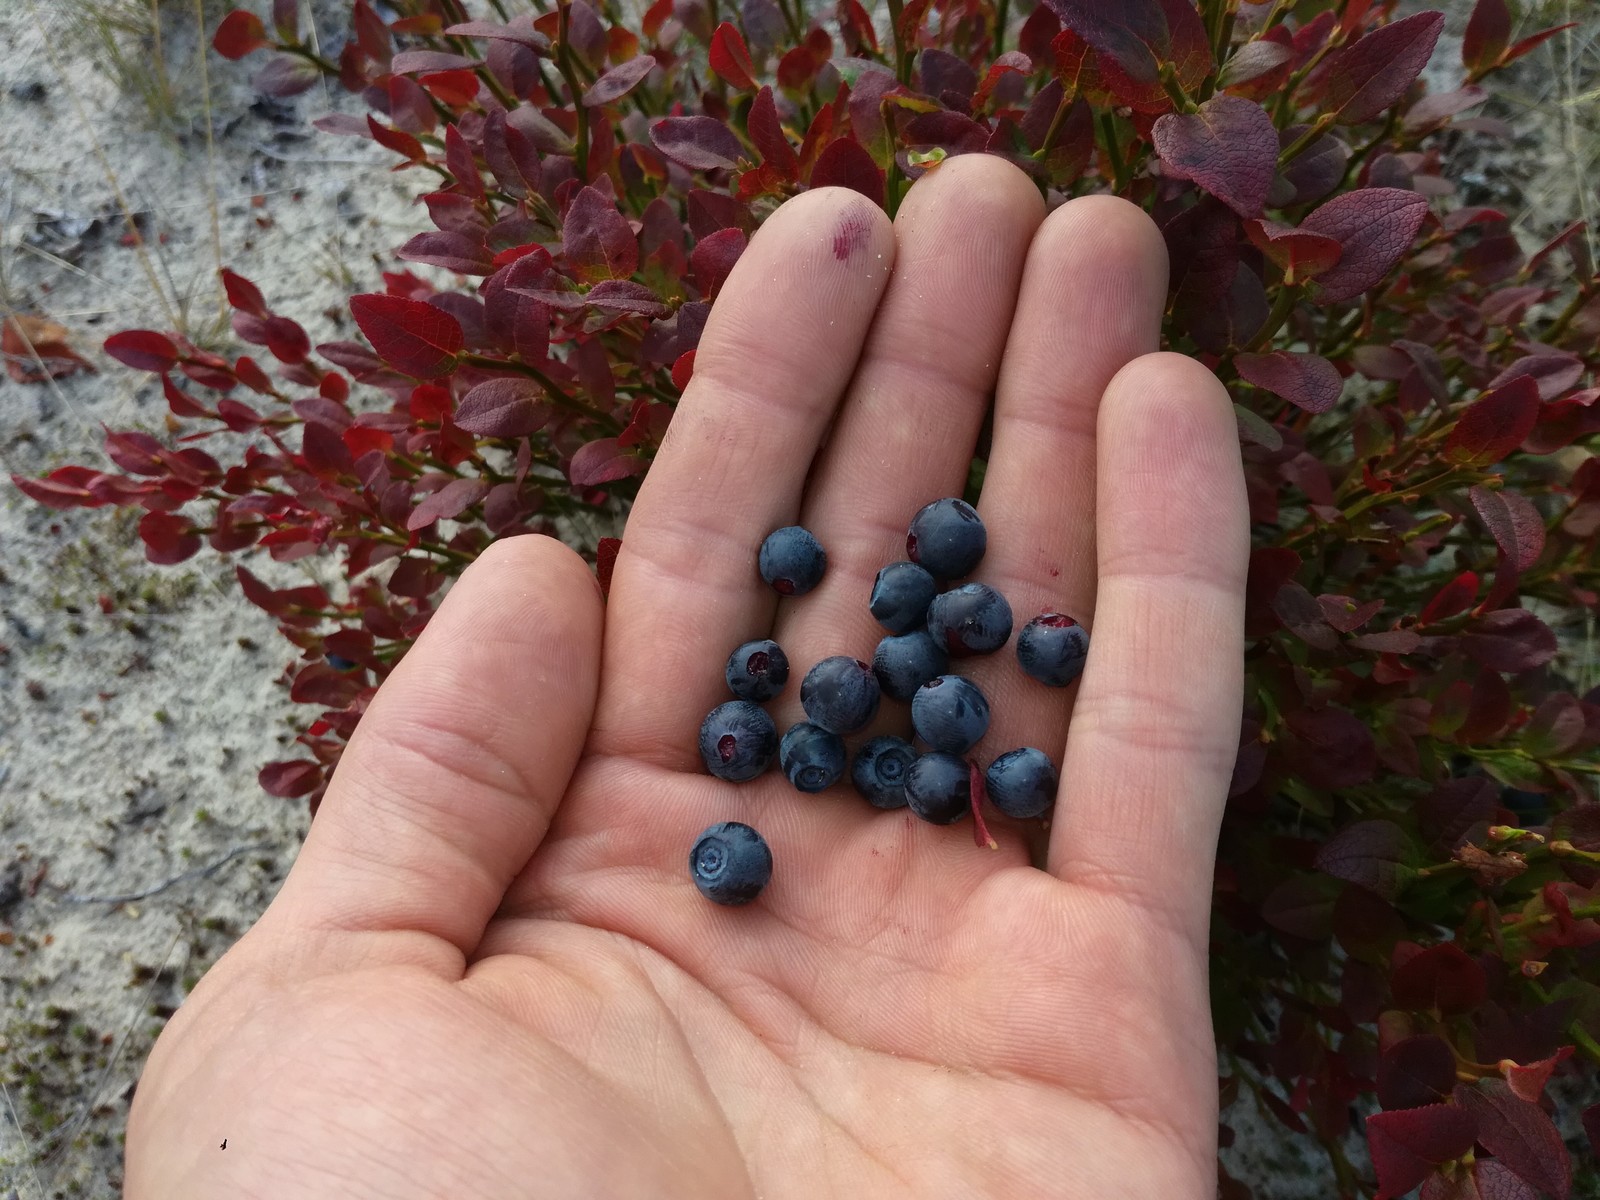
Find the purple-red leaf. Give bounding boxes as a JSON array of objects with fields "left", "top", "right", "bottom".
[
  {"left": 104, "top": 330, "right": 178, "bottom": 373},
  {"left": 569, "top": 437, "right": 645, "bottom": 486},
  {"left": 1367, "top": 1104, "right": 1479, "bottom": 1200},
  {"left": 453, "top": 378, "right": 551, "bottom": 436},
  {"left": 1301, "top": 188, "right": 1429, "bottom": 303},
  {"left": 259, "top": 759, "right": 322, "bottom": 798},
  {"left": 1324, "top": 12, "right": 1445, "bottom": 125},
  {"left": 1403, "top": 84, "right": 1488, "bottom": 132},
  {"left": 1487, "top": 352, "right": 1586, "bottom": 402},
  {"left": 1245, "top": 218, "right": 1344, "bottom": 283},
  {"left": 1463, "top": 0, "right": 1510, "bottom": 74},
  {"left": 690, "top": 227, "right": 747, "bottom": 299},
  {"left": 1453, "top": 1081, "right": 1572, "bottom": 1200},
  {"left": 584, "top": 280, "right": 671, "bottom": 317},
  {"left": 1152, "top": 95, "right": 1278, "bottom": 219},
  {"left": 391, "top": 49, "right": 480, "bottom": 74},
  {"left": 442, "top": 20, "right": 551, "bottom": 51},
  {"left": 1377, "top": 1035, "right": 1457, "bottom": 1110},
  {"left": 563, "top": 185, "right": 639, "bottom": 282},
  {"left": 348, "top": 294, "right": 464, "bottom": 378},
  {"left": 1235, "top": 351, "right": 1343, "bottom": 414},
  {"left": 748, "top": 86, "right": 799, "bottom": 179},
  {"left": 649, "top": 116, "right": 745, "bottom": 171},
  {"left": 1445, "top": 376, "right": 1540, "bottom": 467},
  {"left": 1458, "top": 609, "right": 1558, "bottom": 673},
  {"left": 407, "top": 477, "right": 490, "bottom": 530},
  {"left": 252, "top": 55, "right": 320, "bottom": 97},
  {"left": 1392, "top": 943, "right": 1486, "bottom": 1014},
  {"left": 584, "top": 54, "right": 657, "bottom": 107},
  {"left": 1469, "top": 485, "right": 1545, "bottom": 572},
  {"left": 399, "top": 231, "right": 493, "bottom": 275},
  {"left": 810, "top": 137, "right": 885, "bottom": 207},
  {"left": 1316, "top": 818, "right": 1411, "bottom": 897}
]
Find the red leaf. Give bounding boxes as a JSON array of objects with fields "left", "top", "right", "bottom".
[
  {"left": 138, "top": 511, "right": 201, "bottom": 565},
  {"left": 563, "top": 185, "right": 639, "bottom": 282},
  {"left": 1392, "top": 943, "right": 1486, "bottom": 1014},
  {"left": 366, "top": 114, "right": 425, "bottom": 163},
  {"left": 408, "top": 477, "right": 490, "bottom": 530},
  {"left": 1234, "top": 351, "right": 1342, "bottom": 414},
  {"left": 1244, "top": 218, "right": 1344, "bottom": 283},
  {"left": 213, "top": 9, "right": 269, "bottom": 59},
  {"left": 1498, "top": 1046, "right": 1573, "bottom": 1103},
  {"left": 1444, "top": 376, "right": 1540, "bottom": 467},
  {"left": 1378, "top": 1035, "right": 1457, "bottom": 1109},
  {"left": 650, "top": 116, "right": 744, "bottom": 171},
  {"left": 810, "top": 137, "right": 885, "bottom": 207},
  {"left": 1459, "top": 609, "right": 1558, "bottom": 673},
  {"left": 263, "top": 316, "right": 310, "bottom": 364},
  {"left": 11, "top": 467, "right": 103, "bottom": 510},
  {"left": 584, "top": 54, "right": 657, "bottom": 107},
  {"left": 1469, "top": 485, "right": 1545, "bottom": 572},
  {"left": 103, "top": 330, "right": 179, "bottom": 373},
  {"left": 348, "top": 294, "right": 463, "bottom": 378},
  {"left": 1153, "top": 95, "right": 1278, "bottom": 218},
  {"left": 1315, "top": 818, "right": 1411, "bottom": 897},
  {"left": 569, "top": 437, "right": 645, "bottom": 486},
  {"left": 748, "top": 86, "right": 799, "bottom": 179},
  {"left": 220, "top": 269, "right": 269, "bottom": 318},
  {"left": 690, "top": 228, "right": 747, "bottom": 299},
  {"left": 399, "top": 231, "right": 495, "bottom": 275},
  {"left": 596, "top": 536, "right": 621, "bottom": 596},
  {"left": 1503, "top": 23, "right": 1577, "bottom": 67},
  {"left": 709, "top": 22, "right": 756, "bottom": 91},
  {"left": 1453, "top": 1081, "right": 1572, "bottom": 1200},
  {"left": 259, "top": 759, "right": 322, "bottom": 798},
  {"left": 453, "top": 378, "right": 551, "bottom": 436},
  {"left": 1419, "top": 570, "right": 1480, "bottom": 625},
  {"left": 419, "top": 68, "right": 480, "bottom": 107},
  {"left": 1324, "top": 12, "right": 1445, "bottom": 125},
  {"left": 671, "top": 349, "right": 695, "bottom": 391},
  {"left": 1367, "top": 1104, "right": 1478, "bottom": 1199},
  {"left": 1463, "top": 0, "right": 1510, "bottom": 74},
  {"left": 1301, "top": 188, "right": 1429, "bottom": 304}
]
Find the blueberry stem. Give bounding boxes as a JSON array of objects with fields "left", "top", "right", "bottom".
[{"left": 967, "top": 758, "right": 998, "bottom": 851}]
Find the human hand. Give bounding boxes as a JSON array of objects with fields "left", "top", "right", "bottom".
[{"left": 125, "top": 155, "right": 1249, "bottom": 1199}]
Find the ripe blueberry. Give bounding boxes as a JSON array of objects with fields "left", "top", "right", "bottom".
[
  {"left": 851, "top": 735, "right": 917, "bottom": 809},
  {"left": 1016, "top": 612, "right": 1090, "bottom": 687},
  {"left": 779, "top": 722, "right": 847, "bottom": 793},
  {"left": 697, "top": 700, "right": 778, "bottom": 782},
  {"left": 868, "top": 561, "right": 938, "bottom": 634},
  {"left": 985, "top": 748, "right": 1059, "bottom": 819},
  {"left": 872, "top": 629, "right": 947, "bottom": 702},
  {"left": 325, "top": 655, "right": 358, "bottom": 672},
  {"left": 690, "top": 821, "right": 772, "bottom": 906},
  {"left": 758, "top": 526, "right": 827, "bottom": 596},
  {"left": 926, "top": 583, "right": 1013, "bottom": 657},
  {"left": 725, "top": 638, "right": 789, "bottom": 702},
  {"left": 800, "top": 656, "right": 881, "bottom": 734},
  {"left": 910, "top": 674, "right": 990, "bottom": 754},
  {"left": 904, "top": 752, "right": 971, "bottom": 825},
  {"left": 906, "top": 498, "right": 985, "bottom": 580}
]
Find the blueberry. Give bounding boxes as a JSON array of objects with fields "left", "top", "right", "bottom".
[
  {"left": 779, "top": 722, "right": 846, "bottom": 793},
  {"left": 758, "top": 525, "right": 827, "bottom": 596},
  {"left": 698, "top": 700, "right": 778, "bottom": 782},
  {"left": 906, "top": 498, "right": 985, "bottom": 580},
  {"left": 910, "top": 674, "right": 990, "bottom": 754},
  {"left": 872, "top": 630, "right": 948, "bottom": 702},
  {"left": 1016, "top": 612, "right": 1090, "bottom": 687},
  {"left": 852, "top": 735, "right": 917, "bottom": 809},
  {"left": 985, "top": 748, "right": 1059, "bottom": 819},
  {"left": 904, "top": 752, "right": 971, "bottom": 825},
  {"left": 325, "top": 654, "right": 359, "bottom": 672},
  {"left": 690, "top": 821, "right": 772, "bottom": 906},
  {"left": 725, "top": 638, "right": 789, "bottom": 702},
  {"left": 869, "top": 561, "right": 938, "bottom": 634},
  {"left": 927, "top": 583, "right": 1013, "bottom": 657},
  {"left": 800, "top": 656, "right": 881, "bottom": 734}
]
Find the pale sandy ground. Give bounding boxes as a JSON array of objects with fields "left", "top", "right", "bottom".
[{"left": 0, "top": 2, "right": 1594, "bottom": 1197}]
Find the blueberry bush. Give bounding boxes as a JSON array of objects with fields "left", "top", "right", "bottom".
[{"left": 14, "top": 0, "right": 1600, "bottom": 1193}]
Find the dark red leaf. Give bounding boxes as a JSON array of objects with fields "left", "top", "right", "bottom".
[
  {"left": 569, "top": 437, "right": 645, "bottom": 486},
  {"left": 748, "top": 86, "right": 799, "bottom": 179},
  {"left": 1469, "top": 485, "right": 1545, "bottom": 572},
  {"left": 1453, "top": 1081, "right": 1572, "bottom": 1200},
  {"left": 213, "top": 9, "right": 269, "bottom": 59},
  {"left": 709, "top": 22, "right": 756, "bottom": 91},
  {"left": 1324, "top": 12, "right": 1445, "bottom": 125},
  {"left": 1445, "top": 376, "right": 1541, "bottom": 467},
  {"left": 690, "top": 227, "right": 747, "bottom": 299},
  {"left": 348, "top": 294, "right": 463, "bottom": 378},
  {"left": 584, "top": 54, "right": 657, "bottom": 107},
  {"left": 671, "top": 350, "right": 695, "bottom": 392},
  {"left": 596, "top": 536, "right": 621, "bottom": 596},
  {"left": 1153, "top": 95, "right": 1278, "bottom": 219},
  {"left": 1260, "top": 874, "right": 1338, "bottom": 940},
  {"left": 810, "top": 137, "right": 885, "bottom": 207},
  {"left": 1420, "top": 570, "right": 1480, "bottom": 625},
  {"left": 903, "top": 111, "right": 991, "bottom": 155},
  {"left": 1244, "top": 218, "right": 1344, "bottom": 283},
  {"left": 1487, "top": 352, "right": 1586, "bottom": 402},
  {"left": 650, "top": 116, "right": 745, "bottom": 171},
  {"left": 1582, "top": 1104, "right": 1600, "bottom": 1159},
  {"left": 220, "top": 269, "right": 269, "bottom": 318},
  {"left": 1459, "top": 609, "right": 1558, "bottom": 673},
  {"left": 453, "top": 379, "right": 551, "bottom": 436},
  {"left": 366, "top": 115, "right": 425, "bottom": 163},
  {"left": 1235, "top": 351, "right": 1342, "bottom": 414},
  {"left": 583, "top": 280, "right": 670, "bottom": 318},
  {"left": 1287, "top": 707, "right": 1377, "bottom": 791},
  {"left": 263, "top": 316, "right": 310, "bottom": 364},
  {"left": 258, "top": 759, "right": 322, "bottom": 798},
  {"left": 104, "top": 330, "right": 178, "bottom": 373},
  {"left": 1316, "top": 818, "right": 1411, "bottom": 898},
  {"left": 138, "top": 511, "right": 201, "bottom": 565},
  {"left": 399, "top": 231, "right": 494, "bottom": 275},
  {"left": 407, "top": 478, "right": 490, "bottom": 530},
  {"left": 1521, "top": 694, "right": 1587, "bottom": 758},
  {"left": 1392, "top": 943, "right": 1486, "bottom": 1014},
  {"left": 1351, "top": 629, "right": 1422, "bottom": 654},
  {"left": 1378, "top": 1036, "right": 1456, "bottom": 1109},
  {"left": 563, "top": 186, "right": 639, "bottom": 282},
  {"left": 1418, "top": 776, "right": 1497, "bottom": 852},
  {"left": 1301, "top": 188, "right": 1430, "bottom": 304},
  {"left": 1463, "top": 0, "right": 1510, "bottom": 74},
  {"left": 1367, "top": 1104, "right": 1478, "bottom": 1199}
]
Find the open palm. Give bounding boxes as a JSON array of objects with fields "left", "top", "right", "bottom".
[{"left": 126, "top": 156, "right": 1248, "bottom": 1199}]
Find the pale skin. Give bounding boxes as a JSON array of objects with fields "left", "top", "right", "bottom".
[{"left": 125, "top": 156, "right": 1251, "bottom": 1199}]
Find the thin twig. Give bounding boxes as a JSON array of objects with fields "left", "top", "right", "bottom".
[{"left": 56, "top": 843, "right": 274, "bottom": 906}]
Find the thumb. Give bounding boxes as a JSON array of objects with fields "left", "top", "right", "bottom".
[{"left": 263, "top": 534, "right": 603, "bottom": 973}]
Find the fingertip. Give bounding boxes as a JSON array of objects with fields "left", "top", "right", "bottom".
[
  {"left": 1034, "top": 193, "right": 1170, "bottom": 309},
  {"left": 901, "top": 152, "right": 1047, "bottom": 229}
]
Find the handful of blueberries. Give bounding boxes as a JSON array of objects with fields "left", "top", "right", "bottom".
[{"left": 688, "top": 498, "right": 1091, "bottom": 906}]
